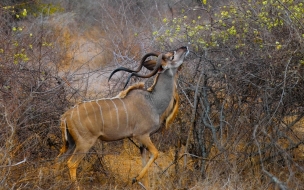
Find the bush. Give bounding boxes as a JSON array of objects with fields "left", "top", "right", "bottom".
[{"left": 154, "top": 0, "right": 304, "bottom": 188}]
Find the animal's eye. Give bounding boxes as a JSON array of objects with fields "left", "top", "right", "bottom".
[{"left": 171, "top": 51, "right": 176, "bottom": 60}]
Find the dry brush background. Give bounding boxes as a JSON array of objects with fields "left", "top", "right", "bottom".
[{"left": 0, "top": 0, "right": 304, "bottom": 189}]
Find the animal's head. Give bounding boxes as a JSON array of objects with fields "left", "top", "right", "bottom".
[
  {"left": 109, "top": 46, "right": 189, "bottom": 88},
  {"left": 142, "top": 46, "right": 189, "bottom": 71}
]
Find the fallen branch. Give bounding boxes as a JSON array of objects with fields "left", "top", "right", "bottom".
[{"left": 0, "top": 157, "right": 27, "bottom": 168}]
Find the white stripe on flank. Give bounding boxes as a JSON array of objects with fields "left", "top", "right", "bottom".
[
  {"left": 104, "top": 100, "right": 113, "bottom": 128},
  {"left": 83, "top": 103, "right": 94, "bottom": 130},
  {"left": 95, "top": 100, "right": 105, "bottom": 127},
  {"left": 90, "top": 101, "right": 98, "bottom": 123},
  {"left": 70, "top": 107, "right": 75, "bottom": 120},
  {"left": 118, "top": 98, "right": 128, "bottom": 128},
  {"left": 77, "top": 105, "right": 85, "bottom": 130},
  {"left": 110, "top": 99, "right": 119, "bottom": 128}
]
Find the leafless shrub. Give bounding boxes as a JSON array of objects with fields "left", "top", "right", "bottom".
[
  {"left": 154, "top": 0, "right": 304, "bottom": 189},
  {"left": 4, "top": 0, "right": 302, "bottom": 189}
]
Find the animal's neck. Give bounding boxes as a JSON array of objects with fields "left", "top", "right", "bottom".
[{"left": 150, "top": 68, "right": 177, "bottom": 115}]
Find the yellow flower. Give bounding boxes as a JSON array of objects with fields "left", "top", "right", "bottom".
[
  {"left": 275, "top": 42, "right": 282, "bottom": 50},
  {"left": 276, "top": 45, "right": 282, "bottom": 50},
  {"left": 22, "top": 9, "right": 27, "bottom": 17}
]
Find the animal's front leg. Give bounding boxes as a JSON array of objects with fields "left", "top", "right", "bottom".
[
  {"left": 133, "top": 135, "right": 159, "bottom": 184},
  {"left": 139, "top": 144, "right": 150, "bottom": 189}
]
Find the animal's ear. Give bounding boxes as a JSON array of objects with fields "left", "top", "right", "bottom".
[
  {"left": 142, "top": 60, "right": 157, "bottom": 71},
  {"left": 143, "top": 54, "right": 169, "bottom": 70}
]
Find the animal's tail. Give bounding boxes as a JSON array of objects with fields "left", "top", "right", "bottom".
[{"left": 57, "top": 118, "right": 75, "bottom": 158}]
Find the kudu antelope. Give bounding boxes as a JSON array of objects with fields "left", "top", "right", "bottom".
[{"left": 56, "top": 46, "right": 189, "bottom": 186}]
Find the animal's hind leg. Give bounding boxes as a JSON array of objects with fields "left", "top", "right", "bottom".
[
  {"left": 140, "top": 145, "right": 150, "bottom": 189},
  {"left": 54, "top": 143, "right": 76, "bottom": 181},
  {"left": 67, "top": 140, "right": 96, "bottom": 182},
  {"left": 55, "top": 145, "right": 67, "bottom": 170},
  {"left": 133, "top": 135, "right": 158, "bottom": 184},
  {"left": 55, "top": 144, "right": 75, "bottom": 169}
]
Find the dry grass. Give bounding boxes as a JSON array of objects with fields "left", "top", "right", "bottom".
[{"left": 2, "top": 132, "right": 304, "bottom": 190}]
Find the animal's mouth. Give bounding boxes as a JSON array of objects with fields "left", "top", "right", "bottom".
[
  {"left": 177, "top": 46, "right": 189, "bottom": 58},
  {"left": 185, "top": 46, "right": 189, "bottom": 56}
]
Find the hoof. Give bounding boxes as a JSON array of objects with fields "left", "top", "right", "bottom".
[{"left": 132, "top": 177, "right": 137, "bottom": 184}]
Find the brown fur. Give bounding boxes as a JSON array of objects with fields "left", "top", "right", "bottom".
[
  {"left": 115, "top": 82, "right": 145, "bottom": 98},
  {"left": 147, "top": 74, "right": 159, "bottom": 92}
]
